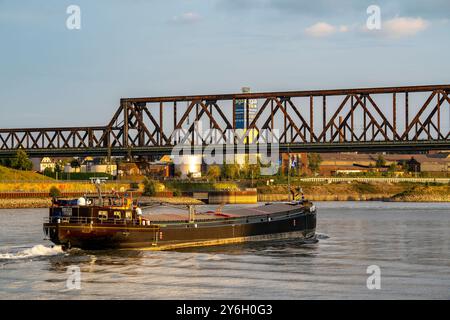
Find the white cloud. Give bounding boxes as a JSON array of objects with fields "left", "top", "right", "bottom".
[
  {"left": 383, "top": 17, "right": 429, "bottom": 38},
  {"left": 339, "top": 25, "right": 349, "bottom": 33},
  {"left": 305, "top": 22, "right": 336, "bottom": 37},
  {"left": 172, "top": 12, "right": 201, "bottom": 24},
  {"left": 305, "top": 22, "right": 349, "bottom": 37}
]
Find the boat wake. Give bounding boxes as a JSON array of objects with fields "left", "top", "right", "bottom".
[
  {"left": 315, "top": 233, "right": 330, "bottom": 240},
  {"left": 0, "top": 245, "right": 64, "bottom": 260}
]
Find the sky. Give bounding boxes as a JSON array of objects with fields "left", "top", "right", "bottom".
[{"left": 0, "top": 0, "right": 449, "bottom": 128}]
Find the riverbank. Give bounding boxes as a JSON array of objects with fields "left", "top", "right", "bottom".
[
  {"left": 0, "top": 181, "right": 449, "bottom": 209},
  {"left": 389, "top": 185, "right": 450, "bottom": 202},
  {"left": 0, "top": 198, "right": 52, "bottom": 209},
  {"left": 257, "top": 182, "right": 450, "bottom": 202}
]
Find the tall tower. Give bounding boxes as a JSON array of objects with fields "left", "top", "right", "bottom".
[
  {"left": 235, "top": 87, "right": 257, "bottom": 129},
  {"left": 235, "top": 87, "right": 259, "bottom": 166}
]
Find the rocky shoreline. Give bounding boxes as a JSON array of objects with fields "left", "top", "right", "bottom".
[{"left": 0, "top": 189, "right": 448, "bottom": 209}]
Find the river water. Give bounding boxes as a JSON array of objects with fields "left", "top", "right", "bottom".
[{"left": 0, "top": 202, "right": 449, "bottom": 300}]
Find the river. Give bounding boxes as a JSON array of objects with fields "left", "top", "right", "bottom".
[{"left": 0, "top": 202, "right": 449, "bottom": 299}]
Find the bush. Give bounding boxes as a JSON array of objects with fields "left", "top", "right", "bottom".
[
  {"left": 207, "top": 165, "right": 221, "bottom": 181},
  {"left": 173, "top": 189, "right": 181, "bottom": 197},
  {"left": 130, "top": 182, "right": 139, "bottom": 190},
  {"left": 222, "top": 163, "right": 240, "bottom": 180},
  {"left": 49, "top": 186, "right": 61, "bottom": 198},
  {"left": 143, "top": 177, "right": 156, "bottom": 196},
  {"left": 307, "top": 153, "right": 322, "bottom": 175}
]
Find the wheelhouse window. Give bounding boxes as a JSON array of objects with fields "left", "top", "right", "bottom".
[{"left": 98, "top": 211, "right": 108, "bottom": 221}]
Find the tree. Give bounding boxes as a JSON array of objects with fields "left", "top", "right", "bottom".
[
  {"left": 307, "top": 153, "right": 322, "bottom": 175},
  {"left": 247, "top": 163, "right": 260, "bottom": 180},
  {"left": 49, "top": 186, "right": 61, "bottom": 198},
  {"left": 388, "top": 163, "right": 397, "bottom": 173},
  {"left": 222, "top": 163, "right": 240, "bottom": 180},
  {"left": 70, "top": 158, "right": 81, "bottom": 170},
  {"left": 240, "top": 155, "right": 261, "bottom": 180},
  {"left": 11, "top": 149, "right": 32, "bottom": 171},
  {"left": 54, "top": 162, "right": 62, "bottom": 174},
  {"left": 43, "top": 167, "right": 54, "bottom": 177},
  {"left": 207, "top": 165, "right": 221, "bottom": 181},
  {"left": 0, "top": 158, "right": 12, "bottom": 168},
  {"left": 375, "top": 154, "right": 386, "bottom": 168}
]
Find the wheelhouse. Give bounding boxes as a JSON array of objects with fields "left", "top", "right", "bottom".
[{"left": 49, "top": 196, "right": 140, "bottom": 225}]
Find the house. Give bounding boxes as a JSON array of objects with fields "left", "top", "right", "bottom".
[
  {"left": 63, "top": 157, "right": 118, "bottom": 176},
  {"left": 84, "top": 163, "right": 117, "bottom": 176},
  {"left": 419, "top": 153, "right": 450, "bottom": 173},
  {"left": 39, "top": 157, "right": 56, "bottom": 172},
  {"left": 282, "top": 152, "right": 450, "bottom": 176},
  {"left": 144, "top": 156, "right": 173, "bottom": 178},
  {"left": 118, "top": 162, "right": 141, "bottom": 177},
  {"left": 281, "top": 153, "right": 308, "bottom": 175}
]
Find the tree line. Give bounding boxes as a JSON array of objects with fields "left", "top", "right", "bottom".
[{"left": 0, "top": 150, "right": 33, "bottom": 171}]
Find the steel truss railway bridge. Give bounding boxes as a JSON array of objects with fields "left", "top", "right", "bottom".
[{"left": 0, "top": 84, "right": 449, "bottom": 158}]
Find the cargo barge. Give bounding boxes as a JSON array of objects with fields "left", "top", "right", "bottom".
[{"left": 43, "top": 193, "right": 317, "bottom": 251}]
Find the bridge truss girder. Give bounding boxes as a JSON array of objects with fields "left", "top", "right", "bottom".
[{"left": 0, "top": 84, "right": 449, "bottom": 157}]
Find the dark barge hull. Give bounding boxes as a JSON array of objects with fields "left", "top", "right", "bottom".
[{"left": 44, "top": 203, "right": 317, "bottom": 250}]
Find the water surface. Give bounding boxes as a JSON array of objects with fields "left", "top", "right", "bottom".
[{"left": 0, "top": 202, "right": 449, "bottom": 299}]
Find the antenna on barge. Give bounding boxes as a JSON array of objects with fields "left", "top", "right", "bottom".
[
  {"left": 90, "top": 177, "right": 108, "bottom": 206},
  {"left": 188, "top": 205, "right": 196, "bottom": 223}
]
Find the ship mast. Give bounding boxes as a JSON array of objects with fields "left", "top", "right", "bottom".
[
  {"left": 90, "top": 178, "right": 107, "bottom": 206},
  {"left": 188, "top": 205, "right": 196, "bottom": 223}
]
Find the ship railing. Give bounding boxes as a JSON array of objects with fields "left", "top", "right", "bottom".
[
  {"left": 43, "top": 216, "right": 150, "bottom": 226},
  {"left": 43, "top": 209, "right": 307, "bottom": 226}
]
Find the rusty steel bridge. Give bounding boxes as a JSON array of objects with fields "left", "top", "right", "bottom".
[{"left": 0, "top": 84, "right": 449, "bottom": 158}]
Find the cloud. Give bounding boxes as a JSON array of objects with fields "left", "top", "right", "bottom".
[
  {"left": 304, "top": 17, "right": 429, "bottom": 40},
  {"left": 339, "top": 25, "right": 349, "bottom": 33},
  {"left": 217, "top": 0, "right": 450, "bottom": 20},
  {"left": 171, "top": 12, "right": 202, "bottom": 24},
  {"left": 305, "top": 22, "right": 336, "bottom": 37},
  {"left": 216, "top": 0, "right": 366, "bottom": 16},
  {"left": 383, "top": 17, "right": 429, "bottom": 38},
  {"left": 304, "top": 22, "right": 349, "bottom": 37}
]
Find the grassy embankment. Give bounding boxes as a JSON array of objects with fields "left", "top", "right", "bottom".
[
  {"left": 0, "top": 165, "right": 141, "bottom": 208},
  {"left": 257, "top": 181, "right": 450, "bottom": 202},
  {"left": 1, "top": 165, "right": 449, "bottom": 208},
  {"left": 389, "top": 184, "right": 450, "bottom": 202},
  {"left": 163, "top": 179, "right": 450, "bottom": 202},
  {"left": 0, "top": 166, "right": 202, "bottom": 208}
]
